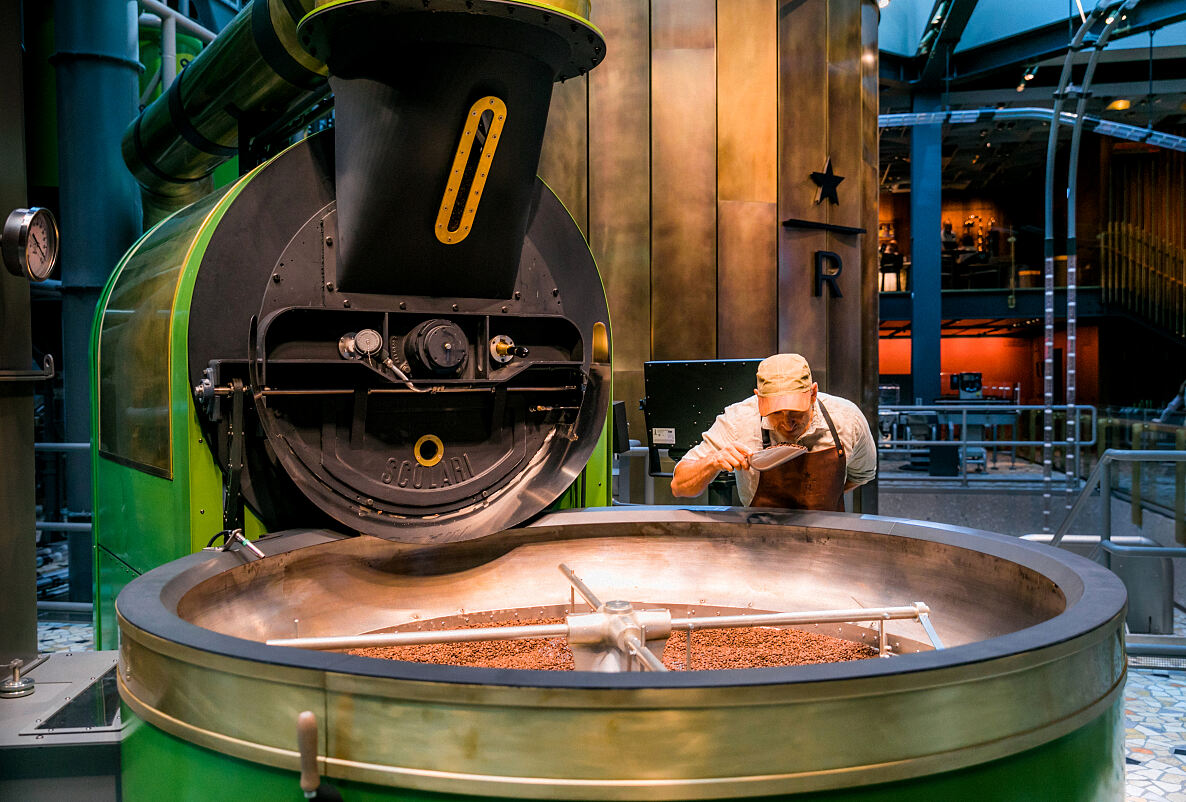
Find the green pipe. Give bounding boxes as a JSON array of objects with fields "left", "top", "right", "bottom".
[{"left": 122, "top": 0, "right": 327, "bottom": 223}]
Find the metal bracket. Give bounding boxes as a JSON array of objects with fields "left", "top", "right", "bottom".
[
  {"left": 204, "top": 527, "right": 265, "bottom": 560},
  {"left": 0, "top": 354, "right": 54, "bottom": 383},
  {"left": 223, "top": 379, "right": 247, "bottom": 532}
]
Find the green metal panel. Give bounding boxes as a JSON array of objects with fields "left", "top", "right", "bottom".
[
  {"left": 119, "top": 695, "right": 1122, "bottom": 800},
  {"left": 91, "top": 167, "right": 264, "bottom": 648},
  {"left": 95, "top": 545, "right": 139, "bottom": 650}
]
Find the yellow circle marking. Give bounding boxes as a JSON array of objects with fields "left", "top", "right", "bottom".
[{"left": 414, "top": 434, "right": 445, "bottom": 468}]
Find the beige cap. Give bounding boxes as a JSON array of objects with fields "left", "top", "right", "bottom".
[{"left": 754, "top": 353, "right": 814, "bottom": 416}]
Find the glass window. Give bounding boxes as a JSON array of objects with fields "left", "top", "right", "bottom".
[{"left": 98, "top": 188, "right": 228, "bottom": 477}]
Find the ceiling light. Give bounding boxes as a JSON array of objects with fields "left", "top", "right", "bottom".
[
  {"left": 1024, "top": 66, "right": 1036, "bottom": 81},
  {"left": 1105, "top": 15, "right": 1114, "bottom": 24},
  {"left": 1107, "top": 98, "right": 1131, "bottom": 110},
  {"left": 878, "top": 0, "right": 890, "bottom": 8},
  {"left": 1016, "top": 83, "right": 1026, "bottom": 92}
]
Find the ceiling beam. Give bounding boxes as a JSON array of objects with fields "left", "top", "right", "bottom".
[
  {"left": 916, "top": 0, "right": 981, "bottom": 89},
  {"left": 949, "top": 0, "right": 1186, "bottom": 83}
]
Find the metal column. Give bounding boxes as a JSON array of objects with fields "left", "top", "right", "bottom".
[
  {"left": 53, "top": 0, "right": 142, "bottom": 601},
  {"left": 909, "top": 96, "right": 942, "bottom": 406},
  {"left": 0, "top": 0, "right": 38, "bottom": 664}
]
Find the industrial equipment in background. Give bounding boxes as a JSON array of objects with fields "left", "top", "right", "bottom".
[{"left": 951, "top": 370, "right": 983, "bottom": 400}]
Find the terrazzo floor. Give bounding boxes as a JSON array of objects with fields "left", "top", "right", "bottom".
[{"left": 34, "top": 616, "right": 1186, "bottom": 799}]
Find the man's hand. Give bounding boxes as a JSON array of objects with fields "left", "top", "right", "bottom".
[
  {"left": 670, "top": 444, "right": 752, "bottom": 498},
  {"left": 707, "top": 443, "right": 752, "bottom": 472}
]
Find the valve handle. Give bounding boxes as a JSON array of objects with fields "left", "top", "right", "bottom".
[{"left": 297, "top": 710, "right": 320, "bottom": 796}]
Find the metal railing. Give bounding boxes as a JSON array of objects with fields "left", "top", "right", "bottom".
[
  {"left": 1050, "top": 449, "right": 1186, "bottom": 658},
  {"left": 1052, "top": 450, "right": 1186, "bottom": 547},
  {"left": 138, "top": 0, "right": 217, "bottom": 105},
  {"left": 1091, "top": 419, "right": 1186, "bottom": 542},
  {"left": 877, "top": 404, "right": 1098, "bottom": 487}
]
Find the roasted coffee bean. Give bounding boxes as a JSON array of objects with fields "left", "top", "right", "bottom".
[{"left": 350, "top": 618, "right": 877, "bottom": 670}]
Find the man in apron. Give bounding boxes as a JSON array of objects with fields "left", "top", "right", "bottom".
[{"left": 670, "top": 354, "right": 876, "bottom": 511}]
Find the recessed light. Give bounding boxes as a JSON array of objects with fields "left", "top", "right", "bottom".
[{"left": 1106, "top": 99, "right": 1131, "bottom": 111}]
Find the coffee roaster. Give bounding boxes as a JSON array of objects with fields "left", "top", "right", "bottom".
[
  {"left": 93, "top": 0, "right": 612, "bottom": 641},
  {"left": 95, "top": 1, "right": 1127, "bottom": 799}
]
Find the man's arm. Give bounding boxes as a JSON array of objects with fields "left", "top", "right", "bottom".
[
  {"left": 842, "top": 408, "right": 878, "bottom": 491},
  {"left": 671, "top": 442, "right": 752, "bottom": 498}
]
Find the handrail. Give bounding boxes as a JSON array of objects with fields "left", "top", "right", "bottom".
[
  {"left": 878, "top": 404, "right": 1097, "bottom": 449},
  {"left": 1051, "top": 449, "right": 1186, "bottom": 547}
]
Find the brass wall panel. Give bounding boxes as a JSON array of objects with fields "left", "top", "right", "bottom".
[
  {"left": 718, "top": 201, "right": 778, "bottom": 357},
  {"left": 588, "top": 0, "right": 650, "bottom": 430},
  {"left": 777, "top": 0, "right": 876, "bottom": 411},
  {"left": 823, "top": 0, "right": 865, "bottom": 401},
  {"left": 538, "top": 76, "right": 589, "bottom": 235},
  {"left": 717, "top": 0, "right": 777, "bottom": 359},
  {"left": 651, "top": 0, "right": 715, "bottom": 49},
  {"left": 717, "top": 0, "right": 777, "bottom": 203},
  {"left": 650, "top": 0, "right": 716, "bottom": 360},
  {"left": 777, "top": 0, "right": 830, "bottom": 381}
]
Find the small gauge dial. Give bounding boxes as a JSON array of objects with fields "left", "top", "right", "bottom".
[{"left": 2, "top": 207, "right": 60, "bottom": 282}]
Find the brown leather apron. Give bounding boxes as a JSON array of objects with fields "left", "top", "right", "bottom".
[{"left": 749, "top": 401, "right": 846, "bottom": 511}]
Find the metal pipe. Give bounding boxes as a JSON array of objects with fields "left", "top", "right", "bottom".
[
  {"left": 1097, "top": 541, "right": 1186, "bottom": 557},
  {"left": 34, "top": 442, "right": 90, "bottom": 452},
  {"left": 1125, "top": 642, "right": 1186, "bottom": 658},
  {"left": 878, "top": 107, "right": 1186, "bottom": 152},
  {"left": 559, "top": 563, "right": 603, "bottom": 610},
  {"left": 123, "top": 0, "right": 327, "bottom": 224},
  {"left": 268, "top": 623, "right": 570, "bottom": 651},
  {"left": 161, "top": 11, "right": 177, "bottom": 89},
  {"left": 1101, "top": 458, "right": 1112, "bottom": 540},
  {"left": 622, "top": 633, "right": 668, "bottom": 672},
  {"left": 670, "top": 604, "right": 928, "bottom": 631},
  {"left": 35, "top": 521, "right": 92, "bottom": 533},
  {"left": 140, "top": 0, "right": 218, "bottom": 42},
  {"left": 36, "top": 601, "right": 93, "bottom": 613}
]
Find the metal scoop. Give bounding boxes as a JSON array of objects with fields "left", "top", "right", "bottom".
[{"left": 748, "top": 444, "right": 808, "bottom": 471}]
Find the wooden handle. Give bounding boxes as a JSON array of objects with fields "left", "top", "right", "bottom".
[{"left": 297, "top": 710, "right": 319, "bottom": 794}]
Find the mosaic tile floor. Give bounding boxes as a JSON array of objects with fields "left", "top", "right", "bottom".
[
  {"left": 1126, "top": 666, "right": 1186, "bottom": 801},
  {"left": 37, "top": 620, "right": 94, "bottom": 652},
  {"left": 35, "top": 617, "right": 1186, "bottom": 798}
]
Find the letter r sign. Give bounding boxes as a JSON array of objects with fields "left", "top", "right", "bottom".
[{"left": 814, "top": 251, "right": 843, "bottom": 298}]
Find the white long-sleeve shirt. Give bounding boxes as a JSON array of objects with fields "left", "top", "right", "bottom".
[{"left": 679, "top": 392, "right": 877, "bottom": 505}]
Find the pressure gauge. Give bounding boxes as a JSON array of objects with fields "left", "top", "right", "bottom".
[{"left": 2, "top": 207, "right": 60, "bottom": 282}]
